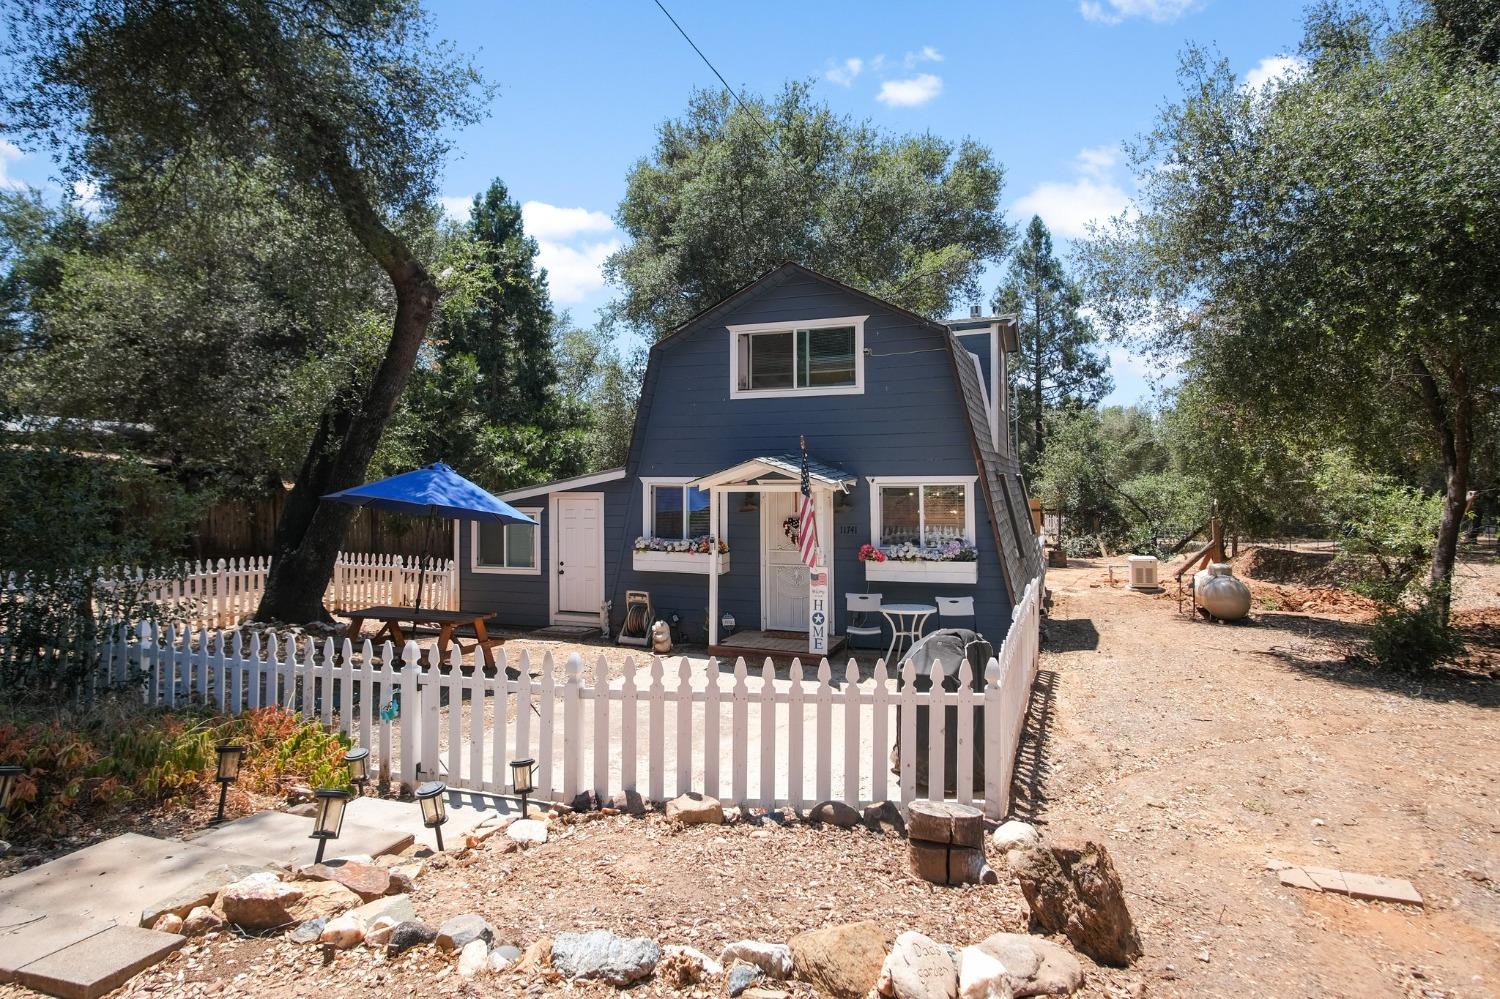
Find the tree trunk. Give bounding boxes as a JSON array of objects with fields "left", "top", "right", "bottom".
[
  {"left": 255, "top": 139, "right": 440, "bottom": 624},
  {"left": 1032, "top": 276, "right": 1045, "bottom": 462},
  {"left": 1411, "top": 354, "right": 1472, "bottom": 625}
]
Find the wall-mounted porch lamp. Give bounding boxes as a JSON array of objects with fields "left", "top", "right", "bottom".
[{"left": 310, "top": 788, "right": 351, "bottom": 864}]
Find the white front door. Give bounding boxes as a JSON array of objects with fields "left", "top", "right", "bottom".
[
  {"left": 555, "top": 494, "right": 602, "bottom": 617},
  {"left": 763, "top": 491, "right": 808, "bottom": 632}
]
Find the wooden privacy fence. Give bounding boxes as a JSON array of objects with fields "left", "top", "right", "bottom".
[
  {"left": 115, "top": 577, "right": 1043, "bottom": 818},
  {"left": 130, "top": 553, "right": 457, "bottom": 628}
]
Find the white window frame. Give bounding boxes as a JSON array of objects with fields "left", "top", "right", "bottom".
[
  {"left": 727, "top": 315, "right": 868, "bottom": 399},
  {"left": 470, "top": 508, "right": 542, "bottom": 576},
  {"left": 640, "top": 477, "right": 718, "bottom": 539},
  {"left": 866, "top": 476, "right": 978, "bottom": 549}
]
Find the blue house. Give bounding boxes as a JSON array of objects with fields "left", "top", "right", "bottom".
[{"left": 454, "top": 263, "right": 1043, "bottom": 657}]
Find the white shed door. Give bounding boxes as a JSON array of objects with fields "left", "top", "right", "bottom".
[
  {"left": 556, "top": 494, "right": 602, "bottom": 617},
  {"left": 764, "top": 491, "right": 808, "bottom": 632}
]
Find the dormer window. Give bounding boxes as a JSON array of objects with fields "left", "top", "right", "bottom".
[{"left": 727, "top": 315, "right": 867, "bottom": 399}]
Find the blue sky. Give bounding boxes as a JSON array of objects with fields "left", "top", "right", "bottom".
[{"left": 0, "top": 0, "right": 1321, "bottom": 405}]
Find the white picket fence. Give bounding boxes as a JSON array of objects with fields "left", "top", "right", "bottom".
[
  {"left": 112, "top": 576, "right": 1043, "bottom": 818},
  {"left": 129, "top": 553, "right": 457, "bottom": 628}
]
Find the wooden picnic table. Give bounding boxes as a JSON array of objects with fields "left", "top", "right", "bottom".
[{"left": 340, "top": 605, "right": 502, "bottom": 668}]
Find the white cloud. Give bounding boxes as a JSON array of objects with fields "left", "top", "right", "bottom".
[
  {"left": 519, "top": 200, "right": 615, "bottom": 241},
  {"left": 876, "top": 73, "right": 944, "bottom": 108},
  {"left": 1080, "top": 0, "right": 1199, "bottom": 25},
  {"left": 439, "top": 195, "right": 473, "bottom": 222},
  {"left": 70, "top": 177, "right": 101, "bottom": 213},
  {"left": 1012, "top": 146, "right": 1132, "bottom": 240},
  {"left": 826, "top": 57, "right": 863, "bottom": 87},
  {"left": 535, "top": 237, "right": 623, "bottom": 304},
  {"left": 1243, "top": 54, "right": 1308, "bottom": 91},
  {"left": 0, "top": 140, "right": 26, "bottom": 191},
  {"left": 903, "top": 46, "right": 943, "bottom": 68}
]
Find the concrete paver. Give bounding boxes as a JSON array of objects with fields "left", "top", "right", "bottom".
[
  {"left": 13, "top": 925, "right": 183, "bottom": 999},
  {"left": 186, "top": 809, "right": 414, "bottom": 867},
  {"left": 0, "top": 909, "right": 112, "bottom": 982},
  {"left": 0, "top": 833, "right": 265, "bottom": 927}
]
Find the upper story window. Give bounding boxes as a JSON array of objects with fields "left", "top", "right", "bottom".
[
  {"left": 471, "top": 509, "right": 541, "bottom": 575},
  {"left": 727, "top": 315, "right": 867, "bottom": 399}
]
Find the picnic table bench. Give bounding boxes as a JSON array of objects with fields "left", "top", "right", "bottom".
[{"left": 340, "top": 605, "right": 502, "bottom": 668}]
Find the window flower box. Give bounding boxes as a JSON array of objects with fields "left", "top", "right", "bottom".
[
  {"left": 860, "top": 540, "right": 978, "bottom": 584},
  {"left": 633, "top": 536, "right": 731, "bottom": 575}
]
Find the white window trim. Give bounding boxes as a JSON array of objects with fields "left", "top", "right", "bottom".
[
  {"left": 639, "top": 477, "right": 720, "bottom": 539},
  {"left": 726, "top": 315, "right": 868, "bottom": 399},
  {"left": 470, "top": 508, "right": 542, "bottom": 575},
  {"left": 866, "top": 476, "right": 978, "bottom": 549}
]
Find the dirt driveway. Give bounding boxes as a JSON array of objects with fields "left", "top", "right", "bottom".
[{"left": 1029, "top": 559, "right": 1499, "bottom": 998}]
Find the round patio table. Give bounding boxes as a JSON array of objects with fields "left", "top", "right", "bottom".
[{"left": 880, "top": 602, "right": 936, "bottom": 667}]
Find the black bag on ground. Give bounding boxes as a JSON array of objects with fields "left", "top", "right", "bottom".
[{"left": 888, "top": 628, "right": 993, "bottom": 798}]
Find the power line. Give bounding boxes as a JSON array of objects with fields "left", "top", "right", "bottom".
[{"left": 649, "top": 0, "right": 783, "bottom": 154}]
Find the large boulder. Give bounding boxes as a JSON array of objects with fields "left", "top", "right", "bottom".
[
  {"left": 140, "top": 863, "right": 268, "bottom": 927},
  {"left": 719, "top": 939, "right": 793, "bottom": 978},
  {"left": 221, "top": 873, "right": 304, "bottom": 931},
  {"left": 666, "top": 792, "right": 724, "bottom": 825},
  {"left": 790, "top": 921, "right": 896, "bottom": 999},
  {"left": 550, "top": 929, "right": 661, "bottom": 986},
  {"left": 1009, "top": 840, "right": 1141, "bottom": 967},
  {"left": 874, "top": 931, "right": 958, "bottom": 999},
  {"left": 972, "top": 934, "right": 1083, "bottom": 997}
]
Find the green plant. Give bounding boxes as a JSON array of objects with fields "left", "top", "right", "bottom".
[
  {"left": 1364, "top": 585, "right": 1465, "bottom": 673},
  {"left": 0, "top": 704, "right": 350, "bottom": 839}
]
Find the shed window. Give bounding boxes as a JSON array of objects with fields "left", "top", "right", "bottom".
[{"left": 472, "top": 510, "right": 540, "bottom": 574}]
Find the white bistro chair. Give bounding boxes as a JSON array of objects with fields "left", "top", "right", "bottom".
[
  {"left": 845, "top": 592, "right": 884, "bottom": 651},
  {"left": 934, "top": 596, "right": 976, "bottom": 628}
]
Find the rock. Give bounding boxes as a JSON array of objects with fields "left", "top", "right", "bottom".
[
  {"left": 550, "top": 929, "right": 661, "bottom": 986},
  {"left": 488, "top": 950, "right": 514, "bottom": 972},
  {"left": 973, "top": 934, "right": 1083, "bottom": 998},
  {"left": 991, "top": 821, "right": 1040, "bottom": 853},
  {"left": 295, "top": 859, "right": 392, "bottom": 901},
  {"left": 140, "top": 863, "right": 269, "bottom": 926},
  {"left": 663, "top": 944, "right": 723, "bottom": 978},
  {"left": 386, "top": 867, "right": 416, "bottom": 896},
  {"left": 862, "top": 800, "right": 907, "bottom": 835},
  {"left": 182, "top": 906, "right": 224, "bottom": 937},
  {"left": 151, "top": 913, "right": 184, "bottom": 934},
  {"left": 319, "top": 913, "right": 366, "bottom": 949},
  {"left": 436, "top": 913, "right": 494, "bottom": 952},
  {"left": 656, "top": 951, "right": 705, "bottom": 987},
  {"left": 619, "top": 789, "right": 648, "bottom": 816},
  {"left": 221, "top": 872, "right": 304, "bottom": 931},
  {"left": 958, "top": 946, "right": 1013, "bottom": 999},
  {"left": 570, "top": 789, "right": 602, "bottom": 812},
  {"left": 719, "top": 940, "right": 794, "bottom": 979},
  {"left": 493, "top": 943, "right": 523, "bottom": 963},
  {"left": 667, "top": 792, "right": 724, "bottom": 825},
  {"left": 515, "top": 937, "right": 553, "bottom": 973},
  {"left": 287, "top": 880, "right": 364, "bottom": 922},
  {"left": 386, "top": 920, "right": 438, "bottom": 955},
  {"left": 458, "top": 938, "right": 490, "bottom": 978},
  {"left": 365, "top": 916, "right": 400, "bottom": 948},
  {"left": 347, "top": 893, "right": 417, "bottom": 927},
  {"left": 790, "top": 921, "right": 895, "bottom": 999},
  {"left": 286, "top": 784, "right": 315, "bottom": 804},
  {"left": 506, "top": 819, "right": 549, "bottom": 845},
  {"left": 809, "top": 800, "right": 863, "bottom": 828},
  {"left": 288, "top": 918, "right": 327, "bottom": 945},
  {"left": 1010, "top": 840, "right": 1142, "bottom": 967},
  {"left": 728, "top": 962, "right": 764, "bottom": 996},
  {"left": 875, "top": 931, "right": 958, "bottom": 999}
]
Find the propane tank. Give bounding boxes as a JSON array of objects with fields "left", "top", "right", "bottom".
[{"left": 1196, "top": 563, "right": 1251, "bottom": 621}]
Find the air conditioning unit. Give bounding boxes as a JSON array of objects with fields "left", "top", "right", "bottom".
[{"left": 1127, "top": 555, "right": 1160, "bottom": 590}]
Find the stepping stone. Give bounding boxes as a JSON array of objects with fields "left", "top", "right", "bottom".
[
  {"left": 0, "top": 908, "right": 112, "bottom": 983},
  {"left": 186, "top": 810, "right": 413, "bottom": 867},
  {"left": 0, "top": 833, "right": 264, "bottom": 927},
  {"left": 1278, "top": 866, "right": 1423, "bottom": 906},
  {"left": 13, "top": 925, "right": 183, "bottom": 999}
]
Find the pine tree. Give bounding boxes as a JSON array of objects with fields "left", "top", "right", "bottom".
[{"left": 995, "top": 216, "right": 1112, "bottom": 473}]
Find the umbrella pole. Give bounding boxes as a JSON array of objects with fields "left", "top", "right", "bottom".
[{"left": 413, "top": 515, "right": 432, "bottom": 615}]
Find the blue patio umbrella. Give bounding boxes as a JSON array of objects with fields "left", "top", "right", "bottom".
[{"left": 323, "top": 462, "right": 537, "bottom": 611}]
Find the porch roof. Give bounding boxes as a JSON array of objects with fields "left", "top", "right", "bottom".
[{"left": 689, "top": 454, "right": 857, "bottom": 491}]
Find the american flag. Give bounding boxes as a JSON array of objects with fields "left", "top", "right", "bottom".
[{"left": 798, "top": 435, "right": 820, "bottom": 569}]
